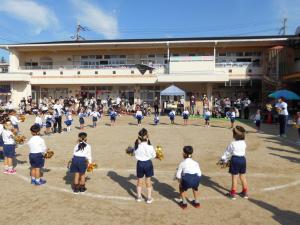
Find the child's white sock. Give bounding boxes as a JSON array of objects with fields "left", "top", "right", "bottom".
[
  {"left": 147, "top": 187, "right": 152, "bottom": 200},
  {"left": 36, "top": 178, "right": 40, "bottom": 182},
  {"left": 137, "top": 186, "right": 142, "bottom": 198},
  {"left": 182, "top": 198, "right": 187, "bottom": 204},
  {"left": 31, "top": 177, "right": 35, "bottom": 180}
]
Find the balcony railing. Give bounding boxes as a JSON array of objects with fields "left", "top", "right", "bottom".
[
  {"left": 215, "top": 62, "right": 261, "bottom": 68},
  {"left": 19, "top": 64, "right": 166, "bottom": 70}
]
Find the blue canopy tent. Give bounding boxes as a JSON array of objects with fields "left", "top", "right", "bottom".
[{"left": 160, "top": 85, "right": 186, "bottom": 114}]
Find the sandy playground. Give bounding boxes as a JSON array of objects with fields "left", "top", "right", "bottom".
[{"left": 0, "top": 115, "right": 299, "bottom": 225}]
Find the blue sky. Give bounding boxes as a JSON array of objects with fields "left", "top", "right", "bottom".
[{"left": 0, "top": 0, "right": 300, "bottom": 60}]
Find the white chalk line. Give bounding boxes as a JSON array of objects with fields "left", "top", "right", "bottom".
[
  {"left": 12, "top": 169, "right": 300, "bottom": 203},
  {"left": 14, "top": 165, "right": 298, "bottom": 178}
]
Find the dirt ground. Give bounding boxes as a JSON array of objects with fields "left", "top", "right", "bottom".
[{"left": 0, "top": 115, "right": 299, "bottom": 225}]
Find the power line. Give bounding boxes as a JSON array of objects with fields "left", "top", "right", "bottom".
[{"left": 278, "top": 18, "right": 287, "bottom": 35}]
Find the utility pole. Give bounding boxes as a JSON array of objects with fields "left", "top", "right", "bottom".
[
  {"left": 71, "top": 22, "right": 88, "bottom": 41},
  {"left": 278, "top": 18, "right": 287, "bottom": 35}
]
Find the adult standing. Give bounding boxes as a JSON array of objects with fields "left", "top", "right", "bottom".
[
  {"left": 275, "top": 97, "right": 289, "bottom": 137},
  {"left": 53, "top": 99, "right": 63, "bottom": 133},
  {"left": 242, "top": 97, "right": 251, "bottom": 119},
  {"left": 190, "top": 95, "right": 196, "bottom": 115}
]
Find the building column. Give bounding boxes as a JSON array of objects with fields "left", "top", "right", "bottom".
[{"left": 207, "top": 83, "right": 213, "bottom": 110}]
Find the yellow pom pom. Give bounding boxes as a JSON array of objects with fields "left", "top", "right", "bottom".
[{"left": 155, "top": 145, "right": 164, "bottom": 160}]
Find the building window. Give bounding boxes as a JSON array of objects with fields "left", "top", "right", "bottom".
[
  {"left": 113, "top": 71, "right": 116, "bottom": 74},
  {"left": 77, "top": 71, "right": 80, "bottom": 75},
  {"left": 60, "top": 71, "right": 63, "bottom": 75},
  {"left": 131, "top": 70, "right": 134, "bottom": 74},
  {"left": 95, "top": 71, "right": 98, "bottom": 75}
]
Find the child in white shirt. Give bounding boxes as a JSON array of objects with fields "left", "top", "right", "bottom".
[
  {"left": 27, "top": 125, "right": 48, "bottom": 185},
  {"left": 176, "top": 146, "right": 201, "bottom": 209},
  {"left": 135, "top": 109, "right": 143, "bottom": 125},
  {"left": 134, "top": 128, "right": 156, "bottom": 203},
  {"left": 69, "top": 132, "right": 92, "bottom": 193},
  {"left": 2, "top": 121, "right": 16, "bottom": 174},
  {"left": 90, "top": 110, "right": 101, "bottom": 128},
  {"left": 182, "top": 108, "right": 190, "bottom": 126},
  {"left": 219, "top": 126, "right": 248, "bottom": 200}
]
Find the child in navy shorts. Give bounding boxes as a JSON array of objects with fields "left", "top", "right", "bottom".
[
  {"left": 182, "top": 108, "right": 190, "bottom": 126},
  {"left": 2, "top": 121, "right": 16, "bottom": 174},
  {"left": 70, "top": 132, "right": 92, "bottom": 193},
  {"left": 176, "top": 146, "right": 201, "bottom": 209},
  {"left": 78, "top": 108, "right": 86, "bottom": 130},
  {"left": 109, "top": 108, "right": 117, "bottom": 126},
  {"left": 0, "top": 116, "right": 5, "bottom": 161},
  {"left": 220, "top": 126, "right": 248, "bottom": 200},
  {"left": 134, "top": 128, "right": 156, "bottom": 203},
  {"left": 27, "top": 125, "right": 48, "bottom": 185}
]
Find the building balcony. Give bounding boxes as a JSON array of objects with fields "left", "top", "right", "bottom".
[
  {"left": 157, "top": 71, "right": 229, "bottom": 82},
  {"left": 0, "top": 72, "right": 31, "bottom": 82}
]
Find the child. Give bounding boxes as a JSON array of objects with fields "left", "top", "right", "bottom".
[
  {"left": 176, "top": 146, "right": 201, "bottom": 209},
  {"left": 44, "top": 111, "right": 53, "bottom": 135},
  {"left": 154, "top": 113, "right": 159, "bottom": 125},
  {"left": 254, "top": 110, "right": 261, "bottom": 132},
  {"left": 78, "top": 108, "right": 86, "bottom": 130},
  {"left": 34, "top": 112, "right": 43, "bottom": 129},
  {"left": 135, "top": 108, "right": 144, "bottom": 125},
  {"left": 90, "top": 109, "right": 101, "bottom": 128},
  {"left": 109, "top": 108, "right": 117, "bottom": 126},
  {"left": 295, "top": 112, "right": 300, "bottom": 145},
  {"left": 70, "top": 132, "right": 92, "bottom": 193},
  {"left": 204, "top": 109, "right": 211, "bottom": 127},
  {"left": 9, "top": 110, "right": 20, "bottom": 133},
  {"left": 27, "top": 125, "right": 48, "bottom": 185},
  {"left": 168, "top": 109, "right": 176, "bottom": 124},
  {"left": 64, "top": 109, "right": 73, "bottom": 132},
  {"left": 227, "top": 108, "right": 236, "bottom": 129},
  {"left": 0, "top": 116, "right": 4, "bottom": 161},
  {"left": 2, "top": 121, "right": 16, "bottom": 174},
  {"left": 134, "top": 128, "right": 156, "bottom": 203},
  {"left": 182, "top": 108, "right": 190, "bottom": 126},
  {"left": 220, "top": 126, "right": 248, "bottom": 200}
]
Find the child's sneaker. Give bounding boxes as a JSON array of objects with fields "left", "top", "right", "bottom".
[
  {"left": 178, "top": 201, "right": 188, "bottom": 209},
  {"left": 35, "top": 179, "right": 46, "bottom": 185},
  {"left": 239, "top": 192, "right": 249, "bottom": 199},
  {"left": 146, "top": 198, "right": 153, "bottom": 204},
  {"left": 79, "top": 185, "right": 87, "bottom": 193},
  {"left": 191, "top": 200, "right": 201, "bottom": 208},
  {"left": 226, "top": 192, "right": 236, "bottom": 200},
  {"left": 3, "top": 170, "right": 9, "bottom": 174},
  {"left": 136, "top": 197, "right": 142, "bottom": 202},
  {"left": 31, "top": 178, "right": 36, "bottom": 184},
  {"left": 8, "top": 169, "right": 16, "bottom": 175}
]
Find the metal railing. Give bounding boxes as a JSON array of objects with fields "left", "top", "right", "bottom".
[
  {"left": 19, "top": 64, "right": 166, "bottom": 70},
  {"left": 215, "top": 62, "right": 261, "bottom": 68}
]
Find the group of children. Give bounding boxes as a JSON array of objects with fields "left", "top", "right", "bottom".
[{"left": 0, "top": 107, "right": 249, "bottom": 208}]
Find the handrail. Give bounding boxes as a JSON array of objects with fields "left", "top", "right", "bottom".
[{"left": 19, "top": 64, "right": 166, "bottom": 70}]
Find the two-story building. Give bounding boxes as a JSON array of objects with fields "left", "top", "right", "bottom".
[{"left": 0, "top": 35, "right": 299, "bottom": 108}]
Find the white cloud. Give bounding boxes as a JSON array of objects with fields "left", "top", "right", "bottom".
[
  {"left": 0, "top": 0, "right": 59, "bottom": 34},
  {"left": 71, "top": 0, "right": 119, "bottom": 39}
]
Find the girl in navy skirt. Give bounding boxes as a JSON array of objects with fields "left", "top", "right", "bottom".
[
  {"left": 254, "top": 110, "right": 261, "bottom": 132},
  {"left": 78, "top": 108, "right": 86, "bottom": 130},
  {"left": 135, "top": 108, "right": 143, "bottom": 125},
  {"left": 168, "top": 109, "right": 176, "bottom": 124},
  {"left": 0, "top": 116, "right": 4, "bottom": 161},
  {"left": 44, "top": 111, "right": 53, "bottom": 135},
  {"left": 220, "top": 126, "right": 248, "bottom": 200},
  {"left": 227, "top": 108, "right": 236, "bottom": 129},
  {"left": 134, "top": 128, "right": 156, "bottom": 203},
  {"left": 204, "top": 109, "right": 211, "bottom": 127},
  {"left": 109, "top": 108, "right": 117, "bottom": 126},
  {"left": 90, "top": 110, "right": 101, "bottom": 128},
  {"left": 182, "top": 108, "right": 190, "bottom": 126},
  {"left": 27, "top": 125, "right": 48, "bottom": 185},
  {"left": 2, "top": 121, "right": 16, "bottom": 174},
  {"left": 64, "top": 109, "right": 73, "bottom": 132},
  {"left": 176, "top": 146, "right": 201, "bottom": 209},
  {"left": 70, "top": 132, "right": 92, "bottom": 193}
]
